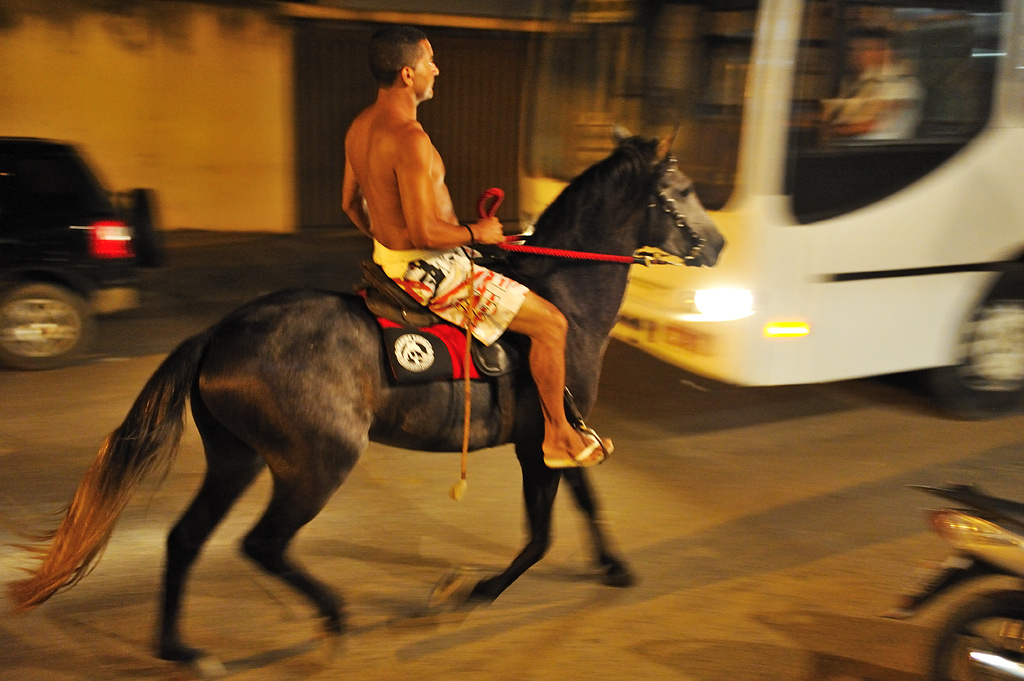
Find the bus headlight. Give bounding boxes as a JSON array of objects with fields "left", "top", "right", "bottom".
[{"left": 688, "top": 289, "right": 754, "bottom": 321}]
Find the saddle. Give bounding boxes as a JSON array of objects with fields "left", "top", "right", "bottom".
[{"left": 358, "top": 261, "right": 515, "bottom": 383}]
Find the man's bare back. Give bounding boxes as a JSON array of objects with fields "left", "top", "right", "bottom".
[{"left": 344, "top": 108, "right": 459, "bottom": 251}]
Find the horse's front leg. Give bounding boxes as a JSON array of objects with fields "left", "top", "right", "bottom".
[
  {"left": 561, "top": 468, "right": 635, "bottom": 587},
  {"left": 469, "top": 452, "right": 561, "bottom": 602}
]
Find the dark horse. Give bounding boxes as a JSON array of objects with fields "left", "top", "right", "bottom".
[{"left": 8, "top": 133, "right": 724, "bottom": 662}]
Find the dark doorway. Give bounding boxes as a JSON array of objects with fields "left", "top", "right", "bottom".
[{"left": 293, "top": 21, "right": 528, "bottom": 229}]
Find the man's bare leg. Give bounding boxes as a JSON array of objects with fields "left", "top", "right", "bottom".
[{"left": 507, "top": 292, "right": 611, "bottom": 467}]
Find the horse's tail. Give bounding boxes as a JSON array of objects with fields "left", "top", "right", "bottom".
[{"left": 8, "top": 330, "right": 211, "bottom": 613}]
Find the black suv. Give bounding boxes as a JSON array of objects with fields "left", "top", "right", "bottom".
[{"left": 0, "top": 137, "right": 161, "bottom": 369}]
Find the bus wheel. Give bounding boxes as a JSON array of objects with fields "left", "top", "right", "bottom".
[{"left": 928, "top": 271, "right": 1024, "bottom": 419}]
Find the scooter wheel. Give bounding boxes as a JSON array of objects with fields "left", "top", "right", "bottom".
[{"left": 930, "top": 589, "right": 1024, "bottom": 681}]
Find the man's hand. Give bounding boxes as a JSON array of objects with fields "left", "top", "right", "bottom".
[{"left": 470, "top": 216, "right": 504, "bottom": 245}]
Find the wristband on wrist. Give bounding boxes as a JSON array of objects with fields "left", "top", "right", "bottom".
[{"left": 465, "top": 224, "right": 476, "bottom": 245}]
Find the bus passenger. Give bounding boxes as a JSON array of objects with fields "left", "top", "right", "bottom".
[{"left": 822, "top": 26, "right": 923, "bottom": 142}]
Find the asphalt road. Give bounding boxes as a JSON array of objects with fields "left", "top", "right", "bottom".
[{"left": 3, "top": 230, "right": 1024, "bottom": 680}]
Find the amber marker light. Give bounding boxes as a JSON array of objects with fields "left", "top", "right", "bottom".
[{"left": 763, "top": 322, "right": 810, "bottom": 338}]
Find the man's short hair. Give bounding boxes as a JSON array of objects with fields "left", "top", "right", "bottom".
[{"left": 368, "top": 26, "right": 428, "bottom": 88}]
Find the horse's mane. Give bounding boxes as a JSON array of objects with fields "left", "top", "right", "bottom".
[{"left": 531, "top": 135, "right": 660, "bottom": 248}]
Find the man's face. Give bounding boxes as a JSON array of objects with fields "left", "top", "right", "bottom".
[
  {"left": 849, "top": 37, "right": 888, "bottom": 72},
  {"left": 410, "top": 39, "right": 439, "bottom": 102}
]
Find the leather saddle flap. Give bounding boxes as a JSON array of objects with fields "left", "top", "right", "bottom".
[{"left": 360, "top": 260, "right": 443, "bottom": 327}]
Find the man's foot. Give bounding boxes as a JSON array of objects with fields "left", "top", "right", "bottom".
[{"left": 543, "top": 432, "right": 613, "bottom": 469}]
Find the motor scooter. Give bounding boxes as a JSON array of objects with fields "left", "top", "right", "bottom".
[{"left": 884, "top": 484, "right": 1024, "bottom": 681}]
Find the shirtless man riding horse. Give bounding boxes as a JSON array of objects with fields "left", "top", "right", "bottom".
[{"left": 342, "top": 25, "right": 610, "bottom": 468}]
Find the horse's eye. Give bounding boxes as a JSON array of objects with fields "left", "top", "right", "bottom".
[{"left": 662, "top": 183, "right": 692, "bottom": 198}]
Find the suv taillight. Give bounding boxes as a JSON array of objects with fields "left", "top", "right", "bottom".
[{"left": 88, "top": 220, "right": 134, "bottom": 259}]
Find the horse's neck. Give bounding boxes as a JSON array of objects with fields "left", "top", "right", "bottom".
[
  {"left": 531, "top": 211, "right": 640, "bottom": 341},
  {"left": 547, "top": 262, "right": 630, "bottom": 337},
  {"left": 538, "top": 252, "right": 631, "bottom": 414}
]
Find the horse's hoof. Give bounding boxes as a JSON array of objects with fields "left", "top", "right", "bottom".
[
  {"left": 601, "top": 561, "right": 636, "bottom": 588},
  {"left": 157, "top": 640, "right": 205, "bottom": 664},
  {"left": 322, "top": 611, "right": 345, "bottom": 635},
  {"left": 430, "top": 569, "right": 483, "bottom": 609},
  {"left": 468, "top": 578, "right": 502, "bottom": 603},
  {"left": 192, "top": 655, "right": 228, "bottom": 679}
]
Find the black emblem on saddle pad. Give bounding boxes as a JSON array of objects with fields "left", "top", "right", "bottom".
[
  {"left": 393, "top": 333, "right": 434, "bottom": 373},
  {"left": 382, "top": 327, "right": 453, "bottom": 383},
  {"left": 378, "top": 324, "right": 515, "bottom": 385}
]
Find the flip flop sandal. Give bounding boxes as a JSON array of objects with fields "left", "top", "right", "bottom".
[{"left": 544, "top": 430, "right": 613, "bottom": 469}]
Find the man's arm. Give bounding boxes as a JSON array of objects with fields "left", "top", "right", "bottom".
[
  {"left": 342, "top": 154, "right": 373, "bottom": 237},
  {"left": 396, "top": 128, "right": 504, "bottom": 248},
  {"left": 395, "top": 129, "right": 470, "bottom": 249}
]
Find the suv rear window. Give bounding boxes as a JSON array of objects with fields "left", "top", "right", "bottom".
[{"left": 0, "top": 147, "right": 113, "bottom": 216}]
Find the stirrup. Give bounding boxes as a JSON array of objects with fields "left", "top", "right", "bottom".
[{"left": 576, "top": 425, "right": 614, "bottom": 459}]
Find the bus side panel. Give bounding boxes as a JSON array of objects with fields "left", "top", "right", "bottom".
[
  {"left": 805, "top": 273, "right": 996, "bottom": 383},
  {"left": 804, "top": 129, "right": 1024, "bottom": 381}
]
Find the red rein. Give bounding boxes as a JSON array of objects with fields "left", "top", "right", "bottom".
[{"left": 475, "top": 187, "right": 637, "bottom": 265}]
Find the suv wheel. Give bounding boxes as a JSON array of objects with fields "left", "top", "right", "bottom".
[{"left": 0, "top": 283, "right": 94, "bottom": 370}]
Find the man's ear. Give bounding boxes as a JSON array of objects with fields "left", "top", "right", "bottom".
[{"left": 399, "top": 65, "right": 415, "bottom": 87}]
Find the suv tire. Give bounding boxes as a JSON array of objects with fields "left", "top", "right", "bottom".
[{"left": 0, "top": 282, "right": 94, "bottom": 370}]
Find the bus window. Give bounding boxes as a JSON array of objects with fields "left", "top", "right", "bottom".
[{"left": 785, "top": 0, "right": 1002, "bottom": 224}]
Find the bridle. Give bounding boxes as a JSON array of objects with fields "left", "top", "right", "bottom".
[
  {"left": 476, "top": 155, "right": 708, "bottom": 267},
  {"left": 649, "top": 155, "right": 706, "bottom": 266}
]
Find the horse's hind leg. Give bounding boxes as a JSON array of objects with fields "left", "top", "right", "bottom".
[
  {"left": 240, "top": 462, "right": 350, "bottom": 636},
  {"left": 561, "top": 468, "right": 635, "bottom": 587},
  {"left": 159, "top": 394, "right": 266, "bottom": 662}
]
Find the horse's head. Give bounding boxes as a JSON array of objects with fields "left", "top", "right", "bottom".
[{"left": 616, "top": 128, "right": 725, "bottom": 267}]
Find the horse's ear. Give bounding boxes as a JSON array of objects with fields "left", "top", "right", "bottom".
[
  {"left": 612, "top": 125, "right": 633, "bottom": 145},
  {"left": 657, "top": 124, "right": 680, "bottom": 159}
]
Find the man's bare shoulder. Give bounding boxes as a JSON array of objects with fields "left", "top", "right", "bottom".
[
  {"left": 386, "top": 117, "right": 430, "bottom": 147},
  {"left": 377, "top": 121, "right": 435, "bottom": 172},
  {"left": 401, "top": 124, "right": 442, "bottom": 168},
  {"left": 350, "top": 109, "right": 428, "bottom": 150}
]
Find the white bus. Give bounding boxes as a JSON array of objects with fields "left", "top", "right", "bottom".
[{"left": 522, "top": 0, "right": 1022, "bottom": 417}]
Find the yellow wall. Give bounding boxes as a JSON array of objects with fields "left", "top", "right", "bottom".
[{"left": 0, "top": 3, "right": 295, "bottom": 232}]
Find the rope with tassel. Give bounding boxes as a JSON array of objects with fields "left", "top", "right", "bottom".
[
  {"left": 449, "top": 275, "right": 475, "bottom": 501},
  {"left": 448, "top": 188, "right": 504, "bottom": 501}
]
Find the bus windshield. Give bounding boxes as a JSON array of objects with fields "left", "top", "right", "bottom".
[{"left": 522, "top": 1, "right": 757, "bottom": 211}]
